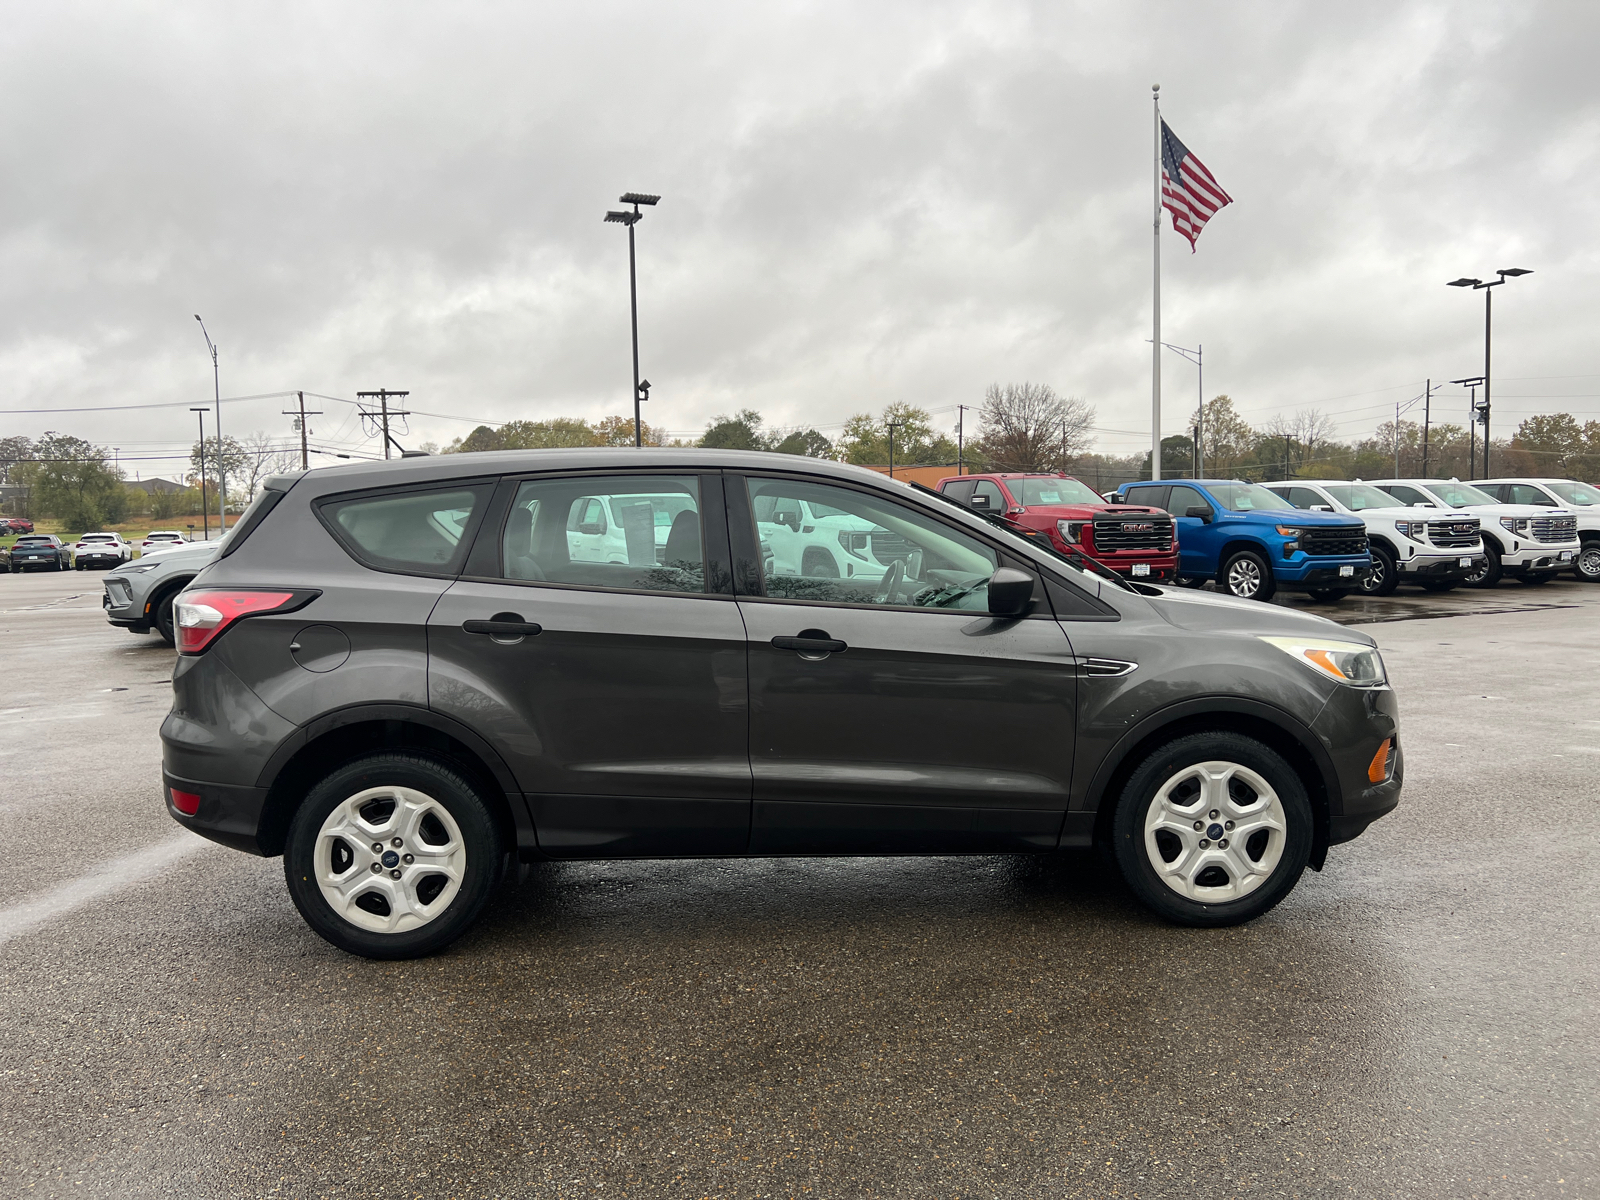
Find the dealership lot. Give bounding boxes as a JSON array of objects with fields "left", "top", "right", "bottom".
[{"left": 1, "top": 567, "right": 1596, "bottom": 1198}]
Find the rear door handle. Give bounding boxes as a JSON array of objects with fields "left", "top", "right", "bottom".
[
  {"left": 771, "top": 632, "right": 847, "bottom": 654},
  {"left": 463, "top": 615, "right": 543, "bottom": 638}
]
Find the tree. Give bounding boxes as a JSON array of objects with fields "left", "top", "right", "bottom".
[
  {"left": 976, "top": 383, "right": 1094, "bottom": 472},
  {"left": 1141, "top": 434, "right": 1194, "bottom": 479},
  {"left": 700, "top": 409, "right": 769, "bottom": 451},
  {"left": 1191, "top": 395, "right": 1254, "bottom": 475},
  {"left": 190, "top": 435, "right": 248, "bottom": 501},
  {"left": 838, "top": 402, "right": 957, "bottom": 467},
  {"left": 240, "top": 431, "right": 299, "bottom": 496},
  {"left": 594, "top": 415, "right": 668, "bottom": 447},
  {"left": 0, "top": 435, "right": 31, "bottom": 487},
  {"left": 771, "top": 429, "right": 834, "bottom": 458},
  {"left": 449, "top": 425, "right": 508, "bottom": 453},
  {"left": 1511, "top": 413, "right": 1585, "bottom": 477},
  {"left": 27, "top": 432, "right": 127, "bottom": 529}
]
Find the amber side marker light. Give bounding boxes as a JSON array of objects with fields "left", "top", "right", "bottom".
[{"left": 1367, "top": 739, "right": 1393, "bottom": 784}]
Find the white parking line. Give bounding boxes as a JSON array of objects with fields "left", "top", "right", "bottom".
[{"left": 0, "top": 833, "right": 215, "bottom": 948}]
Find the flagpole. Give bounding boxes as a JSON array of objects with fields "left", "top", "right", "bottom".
[{"left": 1152, "top": 83, "right": 1162, "bottom": 483}]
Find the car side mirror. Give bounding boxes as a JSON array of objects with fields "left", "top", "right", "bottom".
[
  {"left": 969, "top": 494, "right": 991, "bottom": 510},
  {"left": 1311, "top": 504, "right": 1333, "bottom": 512},
  {"left": 1185, "top": 506, "right": 1213, "bottom": 523},
  {"left": 575, "top": 521, "right": 605, "bottom": 536},
  {"left": 987, "top": 567, "right": 1035, "bottom": 618}
]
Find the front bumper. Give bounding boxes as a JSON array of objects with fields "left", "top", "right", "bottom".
[
  {"left": 1398, "top": 551, "right": 1486, "bottom": 580},
  {"left": 1278, "top": 558, "right": 1374, "bottom": 590},
  {"left": 1312, "top": 684, "right": 1403, "bottom": 847},
  {"left": 1501, "top": 543, "right": 1581, "bottom": 573}
]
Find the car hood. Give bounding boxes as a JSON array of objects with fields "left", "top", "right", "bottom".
[
  {"left": 1345, "top": 506, "right": 1478, "bottom": 522},
  {"left": 1020, "top": 504, "right": 1167, "bottom": 519},
  {"left": 1226, "top": 510, "right": 1362, "bottom": 528},
  {"left": 113, "top": 542, "right": 220, "bottom": 572},
  {"left": 1451, "top": 502, "right": 1572, "bottom": 519},
  {"left": 1142, "top": 585, "right": 1376, "bottom": 646}
]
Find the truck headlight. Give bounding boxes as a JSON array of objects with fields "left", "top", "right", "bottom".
[
  {"left": 1056, "top": 520, "right": 1085, "bottom": 543},
  {"left": 1395, "top": 521, "right": 1426, "bottom": 541},
  {"left": 1259, "top": 636, "right": 1387, "bottom": 687},
  {"left": 1500, "top": 517, "right": 1530, "bottom": 535}
]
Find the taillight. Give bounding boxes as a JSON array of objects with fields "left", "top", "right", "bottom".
[
  {"left": 170, "top": 788, "right": 201, "bottom": 815},
  {"left": 174, "top": 589, "right": 315, "bottom": 654}
]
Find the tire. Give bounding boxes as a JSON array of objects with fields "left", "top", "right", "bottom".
[
  {"left": 1220, "top": 549, "right": 1276, "bottom": 601},
  {"left": 1110, "top": 731, "right": 1313, "bottom": 927},
  {"left": 1576, "top": 542, "right": 1600, "bottom": 583},
  {"left": 153, "top": 590, "right": 178, "bottom": 645},
  {"left": 1174, "top": 575, "right": 1207, "bottom": 589},
  {"left": 1359, "top": 545, "right": 1399, "bottom": 596},
  {"left": 802, "top": 550, "right": 839, "bottom": 578},
  {"left": 1420, "top": 580, "right": 1457, "bottom": 593},
  {"left": 1306, "top": 588, "right": 1350, "bottom": 603},
  {"left": 1463, "top": 541, "right": 1502, "bottom": 588},
  {"left": 284, "top": 753, "right": 502, "bottom": 960}
]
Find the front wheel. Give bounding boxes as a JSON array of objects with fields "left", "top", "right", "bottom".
[
  {"left": 1360, "top": 545, "right": 1399, "bottom": 596},
  {"left": 1110, "top": 732, "right": 1313, "bottom": 927},
  {"left": 1173, "top": 575, "right": 1207, "bottom": 589},
  {"left": 1221, "top": 550, "right": 1276, "bottom": 601},
  {"left": 284, "top": 753, "right": 502, "bottom": 959},
  {"left": 1463, "top": 542, "right": 1502, "bottom": 588}
]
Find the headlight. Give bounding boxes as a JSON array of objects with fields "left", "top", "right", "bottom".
[
  {"left": 117, "top": 562, "right": 163, "bottom": 574},
  {"left": 1395, "top": 521, "right": 1426, "bottom": 541},
  {"left": 1499, "top": 517, "right": 1530, "bottom": 535},
  {"left": 1259, "top": 636, "right": 1387, "bottom": 687},
  {"left": 1056, "top": 520, "right": 1086, "bottom": 543},
  {"left": 837, "top": 531, "right": 872, "bottom": 561}
]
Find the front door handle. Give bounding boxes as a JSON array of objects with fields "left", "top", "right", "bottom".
[
  {"left": 463, "top": 613, "right": 543, "bottom": 640},
  {"left": 771, "top": 630, "right": 847, "bottom": 655}
]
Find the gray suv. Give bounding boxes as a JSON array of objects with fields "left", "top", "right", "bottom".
[{"left": 161, "top": 450, "right": 1403, "bottom": 958}]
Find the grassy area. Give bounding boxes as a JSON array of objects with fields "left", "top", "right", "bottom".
[{"left": 2, "top": 513, "right": 231, "bottom": 554}]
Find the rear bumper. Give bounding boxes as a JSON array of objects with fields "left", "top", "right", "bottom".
[{"left": 163, "top": 772, "right": 272, "bottom": 856}]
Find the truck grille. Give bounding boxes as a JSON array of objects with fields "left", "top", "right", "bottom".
[
  {"left": 1301, "top": 527, "right": 1369, "bottom": 557},
  {"left": 1531, "top": 515, "right": 1577, "bottom": 543},
  {"left": 1427, "top": 520, "right": 1481, "bottom": 548},
  {"left": 1091, "top": 516, "right": 1174, "bottom": 551}
]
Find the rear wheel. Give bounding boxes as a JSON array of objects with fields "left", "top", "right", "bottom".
[
  {"left": 1173, "top": 575, "right": 1207, "bottom": 589},
  {"left": 1463, "top": 541, "right": 1502, "bottom": 588},
  {"left": 1306, "top": 588, "right": 1350, "bottom": 603},
  {"left": 1221, "top": 550, "right": 1276, "bottom": 601},
  {"left": 1110, "top": 731, "right": 1312, "bottom": 927},
  {"left": 1420, "top": 580, "right": 1457, "bottom": 593},
  {"left": 1517, "top": 572, "right": 1552, "bottom": 586},
  {"left": 284, "top": 753, "right": 502, "bottom": 959},
  {"left": 1359, "top": 545, "right": 1399, "bottom": 596},
  {"left": 1576, "top": 542, "right": 1600, "bottom": 583},
  {"left": 154, "top": 591, "right": 177, "bottom": 645}
]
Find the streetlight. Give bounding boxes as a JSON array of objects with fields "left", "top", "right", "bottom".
[
  {"left": 1149, "top": 340, "right": 1203, "bottom": 476},
  {"left": 1451, "top": 375, "right": 1486, "bottom": 479},
  {"left": 886, "top": 422, "right": 905, "bottom": 479},
  {"left": 194, "top": 315, "right": 225, "bottom": 530},
  {"left": 190, "top": 407, "right": 210, "bottom": 540},
  {"left": 1446, "top": 268, "right": 1532, "bottom": 478},
  {"left": 603, "top": 192, "right": 660, "bottom": 447}
]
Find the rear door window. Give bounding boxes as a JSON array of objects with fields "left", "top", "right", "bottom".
[
  {"left": 1509, "top": 484, "right": 1556, "bottom": 506},
  {"left": 1286, "top": 487, "right": 1326, "bottom": 510},
  {"left": 500, "top": 475, "right": 705, "bottom": 593},
  {"left": 1122, "top": 485, "right": 1168, "bottom": 508},
  {"left": 318, "top": 484, "right": 492, "bottom": 575}
]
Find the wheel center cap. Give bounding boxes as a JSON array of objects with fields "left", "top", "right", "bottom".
[
  {"left": 1206, "top": 823, "right": 1225, "bottom": 840},
  {"left": 381, "top": 850, "right": 400, "bottom": 869}
]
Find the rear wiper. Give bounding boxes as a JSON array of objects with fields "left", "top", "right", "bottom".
[{"left": 910, "top": 481, "right": 1137, "bottom": 592}]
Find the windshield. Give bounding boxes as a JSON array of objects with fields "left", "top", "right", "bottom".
[
  {"left": 1005, "top": 477, "right": 1102, "bottom": 506},
  {"left": 1426, "top": 481, "right": 1497, "bottom": 507},
  {"left": 1545, "top": 480, "right": 1600, "bottom": 506},
  {"left": 1323, "top": 483, "right": 1403, "bottom": 511},
  {"left": 1208, "top": 483, "right": 1294, "bottom": 512}
]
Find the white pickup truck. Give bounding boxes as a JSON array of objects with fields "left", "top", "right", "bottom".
[
  {"left": 1262, "top": 479, "right": 1485, "bottom": 595},
  {"left": 1369, "top": 477, "right": 1580, "bottom": 587},
  {"left": 1476, "top": 478, "right": 1600, "bottom": 583}
]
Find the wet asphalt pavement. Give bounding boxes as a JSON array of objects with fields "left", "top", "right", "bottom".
[{"left": 1, "top": 569, "right": 1596, "bottom": 1199}]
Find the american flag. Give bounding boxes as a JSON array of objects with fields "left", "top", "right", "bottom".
[{"left": 1160, "top": 120, "right": 1232, "bottom": 251}]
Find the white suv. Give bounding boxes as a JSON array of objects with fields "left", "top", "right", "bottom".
[
  {"left": 71, "top": 532, "right": 132, "bottom": 569},
  {"left": 1262, "top": 480, "right": 1485, "bottom": 596},
  {"left": 1476, "top": 478, "right": 1600, "bottom": 583},
  {"left": 1369, "top": 478, "right": 1580, "bottom": 587}
]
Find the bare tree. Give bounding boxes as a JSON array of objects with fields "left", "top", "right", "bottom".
[
  {"left": 240, "top": 431, "right": 299, "bottom": 497},
  {"left": 978, "top": 383, "right": 1095, "bottom": 472}
]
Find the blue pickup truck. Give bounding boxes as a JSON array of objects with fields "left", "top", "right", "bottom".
[{"left": 1112, "top": 479, "right": 1372, "bottom": 602}]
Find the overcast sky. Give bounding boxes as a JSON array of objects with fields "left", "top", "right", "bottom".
[{"left": 2, "top": 0, "right": 1596, "bottom": 473}]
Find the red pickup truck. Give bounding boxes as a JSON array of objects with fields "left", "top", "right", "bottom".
[{"left": 936, "top": 472, "right": 1179, "bottom": 582}]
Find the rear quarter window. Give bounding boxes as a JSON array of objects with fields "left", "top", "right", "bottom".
[{"left": 316, "top": 484, "right": 492, "bottom": 576}]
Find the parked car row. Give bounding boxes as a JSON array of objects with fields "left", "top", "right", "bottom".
[
  {"left": 4, "top": 529, "right": 191, "bottom": 573},
  {"left": 928, "top": 471, "right": 1594, "bottom": 603}
]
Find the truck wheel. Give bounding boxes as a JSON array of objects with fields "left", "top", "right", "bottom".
[
  {"left": 1306, "top": 588, "right": 1350, "bottom": 603},
  {"left": 284, "top": 753, "right": 502, "bottom": 960},
  {"left": 1576, "top": 542, "right": 1600, "bottom": 583},
  {"left": 1359, "top": 545, "right": 1399, "bottom": 596},
  {"left": 802, "top": 550, "right": 839, "bottom": 578},
  {"left": 1463, "top": 542, "right": 1502, "bottom": 588},
  {"left": 1173, "top": 575, "right": 1207, "bottom": 589},
  {"left": 154, "top": 592, "right": 177, "bottom": 645},
  {"left": 1221, "top": 550, "right": 1275, "bottom": 601},
  {"left": 1110, "top": 731, "right": 1312, "bottom": 927}
]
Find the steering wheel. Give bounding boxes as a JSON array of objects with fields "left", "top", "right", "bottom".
[{"left": 876, "top": 560, "right": 905, "bottom": 604}]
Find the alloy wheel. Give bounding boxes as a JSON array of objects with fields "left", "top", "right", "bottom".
[
  {"left": 1142, "top": 760, "right": 1287, "bottom": 902},
  {"left": 314, "top": 785, "right": 466, "bottom": 934},
  {"left": 1577, "top": 544, "right": 1600, "bottom": 582},
  {"left": 1226, "top": 559, "right": 1262, "bottom": 598}
]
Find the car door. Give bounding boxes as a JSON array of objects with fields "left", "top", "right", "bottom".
[
  {"left": 428, "top": 471, "right": 751, "bottom": 857},
  {"left": 1164, "top": 486, "right": 1214, "bottom": 576},
  {"left": 727, "top": 473, "right": 1080, "bottom": 854}
]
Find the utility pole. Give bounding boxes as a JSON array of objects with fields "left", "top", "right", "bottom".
[
  {"left": 886, "top": 421, "right": 905, "bottom": 480},
  {"left": 1192, "top": 424, "right": 1201, "bottom": 477},
  {"left": 194, "top": 316, "right": 225, "bottom": 530},
  {"left": 357, "top": 390, "right": 411, "bottom": 459},
  {"left": 1422, "top": 379, "right": 1432, "bottom": 476},
  {"left": 190, "top": 407, "right": 210, "bottom": 540},
  {"left": 956, "top": 404, "right": 973, "bottom": 475},
  {"left": 283, "top": 391, "right": 323, "bottom": 470}
]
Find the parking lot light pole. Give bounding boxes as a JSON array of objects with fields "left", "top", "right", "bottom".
[
  {"left": 1447, "top": 269, "right": 1532, "bottom": 479},
  {"left": 886, "top": 422, "right": 905, "bottom": 479},
  {"left": 1451, "top": 375, "right": 1486, "bottom": 479},
  {"left": 604, "top": 192, "right": 660, "bottom": 447},
  {"left": 190, "top": 407, "right": 210, "bottom": 540},
  {"left": 194, "top": 316, "right": 225, "bottom": 530}
]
